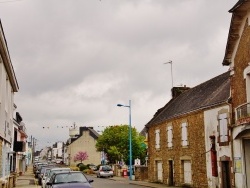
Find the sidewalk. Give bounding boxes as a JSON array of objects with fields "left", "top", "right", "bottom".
[
  {"left": 110, "top": 176, "right": 177, "bottom": 188},
  {"left": 15, "top": 165, "right": 38, "bottom": 188}
]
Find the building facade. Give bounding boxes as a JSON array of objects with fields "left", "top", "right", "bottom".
[
  {"left": 0, "top": 20, "right": 19, "bottom": 180},
  {"left": 145, "top": 72, "right": 231, "bottom": 187},
  {"left": 67, "top": 127, "right": 100, "bottom": 166},
  {"left": 223, "top": 1, "right": 250, "bottom": 187}
]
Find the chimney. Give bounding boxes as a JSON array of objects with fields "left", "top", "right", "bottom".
[{"left": 171, "top": 85, "right": 190, "bottom": 98}]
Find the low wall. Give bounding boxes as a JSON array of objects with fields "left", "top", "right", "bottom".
[{"left": 134, "top": 166, "right": 148, "bottom": 181}]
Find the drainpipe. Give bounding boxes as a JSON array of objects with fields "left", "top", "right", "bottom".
[
  {"left": 227, "top": 97, "right": 235, "bottom": 187},
  {"left": 209, "top": 135, "right": 218, "bottom": 177}
]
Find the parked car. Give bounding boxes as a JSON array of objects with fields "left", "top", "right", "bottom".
[
  {"left": 46, "top": 171, "right": 93, "bottom": 188},
  {"left": 33, "top": 162, "right": 42, "bottom": 173},
  {"left": 96, "top": 165, "right": 113, "bottom": 178},
  {"left": 55, "top": 158, "right": 64, "bottom": 164},
  {"left": 44, "top": 167, "right": 71, "bottom": 188},
  {"left": 42, "top": 167, "right": 54, "bottom": 188},
  {"left": 35, "top": 163, "right": 48, "bottom": 178},
  {"left": 38, "top": 166, "right": 55, "bottom": 186}
]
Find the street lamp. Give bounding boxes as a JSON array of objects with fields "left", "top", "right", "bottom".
[{"left": 117, "top": 100, "right": 132, "bottom": 181}]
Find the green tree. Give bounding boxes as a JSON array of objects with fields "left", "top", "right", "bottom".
[{"left": 96, "top": 125, "right": 146, "bottom": 165}]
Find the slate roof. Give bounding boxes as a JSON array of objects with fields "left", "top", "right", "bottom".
[
  {"left": 223, "top": 0, "right": 250, "bottom": 65},
  {"left": 66, "top": 126, "right": 100, "bottom": 145},
  {"left": 229, "top": 0, "right": 245, "bottom": 13},
  {"left": 146, "top": 71, "right": 230, "bottom": 127}
]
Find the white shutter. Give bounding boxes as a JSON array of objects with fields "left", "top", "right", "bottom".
[
  {"left": 167, "top": 126, "right": 173, "bottom": 148},
  {"left": 181, "top": 122, "right": 188, "bottom": 146},
  {"left": 219, "top": 113, "right": 228, "bottom": 142},
  {"left": 155, "top": 130, "right": 160, "bottom": 149}
]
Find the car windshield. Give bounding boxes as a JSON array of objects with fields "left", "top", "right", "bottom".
[
  {"left": 102, "top": 166, "right": 112, "bottom": 171},
  {"left": 54, "top": 173, "right": 88, "bottom": 184},
  {"left": 48, "top": 169, "right": 71, "bottom": 179}
]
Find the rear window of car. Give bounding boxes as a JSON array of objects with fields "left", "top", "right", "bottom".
[{"left": 102, "top": 166, "right": 112, "bottom": 171}]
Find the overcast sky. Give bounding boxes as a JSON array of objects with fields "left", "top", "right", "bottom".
[{"left": 0, "top": 0, "right": 236, "bottom": 150}]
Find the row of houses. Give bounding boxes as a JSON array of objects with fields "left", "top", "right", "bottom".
[
  {"left": 144, "top": 1, "right": 250, "bottom": 187},
  {"left": 0, "top": 19, "right": 34, "bottom": 185}
]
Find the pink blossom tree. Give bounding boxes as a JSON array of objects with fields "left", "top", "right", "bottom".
[{"left": 73, "top": 151, "right": 89, "bottom": 163}]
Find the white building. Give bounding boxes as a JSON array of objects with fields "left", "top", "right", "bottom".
[{"left": 0, "top": 20, "right": 19, "bottom": 179}]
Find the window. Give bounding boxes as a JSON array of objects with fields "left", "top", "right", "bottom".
[
  {"left": 167, "top": 126, "right": 173, "bottom": 148},
  {"left": 155, "top": 129, "right": 160, "bottom": 149},
  {"left": 181, "top": 122, "right": 188, "bottom": 146},
  {"left": 218, "top": 113, "right": 229, "bottom": 145}
]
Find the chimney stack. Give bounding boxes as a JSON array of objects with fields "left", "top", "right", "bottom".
[{"left": 171, "top": 85, "right": 190, "bottom": 98}]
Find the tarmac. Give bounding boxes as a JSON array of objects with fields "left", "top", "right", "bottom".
[{"left": 15, "top": 165, "right": 175, "bottom": 188}]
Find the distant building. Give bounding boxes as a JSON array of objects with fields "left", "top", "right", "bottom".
[{"left": 66, "top": 127, "right": 100, "bottom": 166}]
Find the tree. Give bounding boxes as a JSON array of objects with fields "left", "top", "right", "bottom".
[
  {"left": 73, "top": 151, "right": 88, "bottom": 163},
  {"left": 96, "top": 125, "right": 146, "bottom": 165}
]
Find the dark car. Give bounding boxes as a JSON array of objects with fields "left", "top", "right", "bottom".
[
  {"left": 46, "top": 171, "right": 93, "bottom": 188},
  {"left": 38, "top": 166, "right": 54, "bottom": 185},
  {"left": 35, "top": 163, "right": 48, "bottom": 178}
]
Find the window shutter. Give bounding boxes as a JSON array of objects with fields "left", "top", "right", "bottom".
[
  {"left": 167, "top": 126, "right": 173, "bottom": 148},
  {"left": 219, "top": 113, "right": 228, "bottom": 142},
  {"left": 181, "top": 122, "right": 188, "bottom": 146},
  {"left": 155, "top": 130, "right": 160, "bottom": 149}
]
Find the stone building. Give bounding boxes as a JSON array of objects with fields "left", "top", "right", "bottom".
[
  {"left": 145, "top": 72, "right": 231, "bottom": 187},
  {"left": 222, "top": 0, "right": 250, "bottom": 187}
]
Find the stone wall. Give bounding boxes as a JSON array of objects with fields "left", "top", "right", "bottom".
[
  {"left": 231, "top": 20, "right": 250, "bottom": 122},
  {"left": 147, "top": 111, "right": 208, "bottom": 187},
  {"left": 134, "top": 166, "right": 148, "bottom": 181}
]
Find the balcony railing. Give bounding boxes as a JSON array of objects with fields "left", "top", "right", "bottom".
[{"left": 236, "top": 102, "right": 250, "bottom": 125}]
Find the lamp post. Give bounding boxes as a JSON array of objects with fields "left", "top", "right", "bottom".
[{"left": 117, "top": 100, "right": 132, "bottom": 180}]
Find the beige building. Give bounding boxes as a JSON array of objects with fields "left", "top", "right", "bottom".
[
  {"left": 67, "top": 127, "right": 100, "bottom": 166},
  {"left": 145, "top": 72, "right": 231, "bottom": 187}
]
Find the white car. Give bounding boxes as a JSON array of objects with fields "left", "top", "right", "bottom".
[
  {"left": 43, "top": 167, "right": 71, "bottom": 188},
  {"left": 96, "top": 165, "right": 114, "bottom": 178},
  {"left": 55, "top": 158, "right": 63, "bottom": 164}
]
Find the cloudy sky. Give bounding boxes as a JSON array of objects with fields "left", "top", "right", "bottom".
[{"left": 0, "top": 0, "right": 236, "bottom": 150}]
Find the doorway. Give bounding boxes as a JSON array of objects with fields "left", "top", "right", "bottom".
[
  {"left": 221, "top": 161, "right": 231, "bottom": 188},
  {"left": 168, "top": 160, "right": 174, "bottom": 185},
  {"left": 244, "top": 139, "right": 250, "bottom": 188}
]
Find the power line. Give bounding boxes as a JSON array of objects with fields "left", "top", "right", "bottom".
[{"left": 0, "top": 0, "right": 25, "bottom": 4}]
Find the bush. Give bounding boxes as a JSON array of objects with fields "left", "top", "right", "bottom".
[
  {"left": 76, "top": 163, "right": 84, "bottom": 167},
  {"left": 78, "top": 164, "right": 88, "bottom": 171}
]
